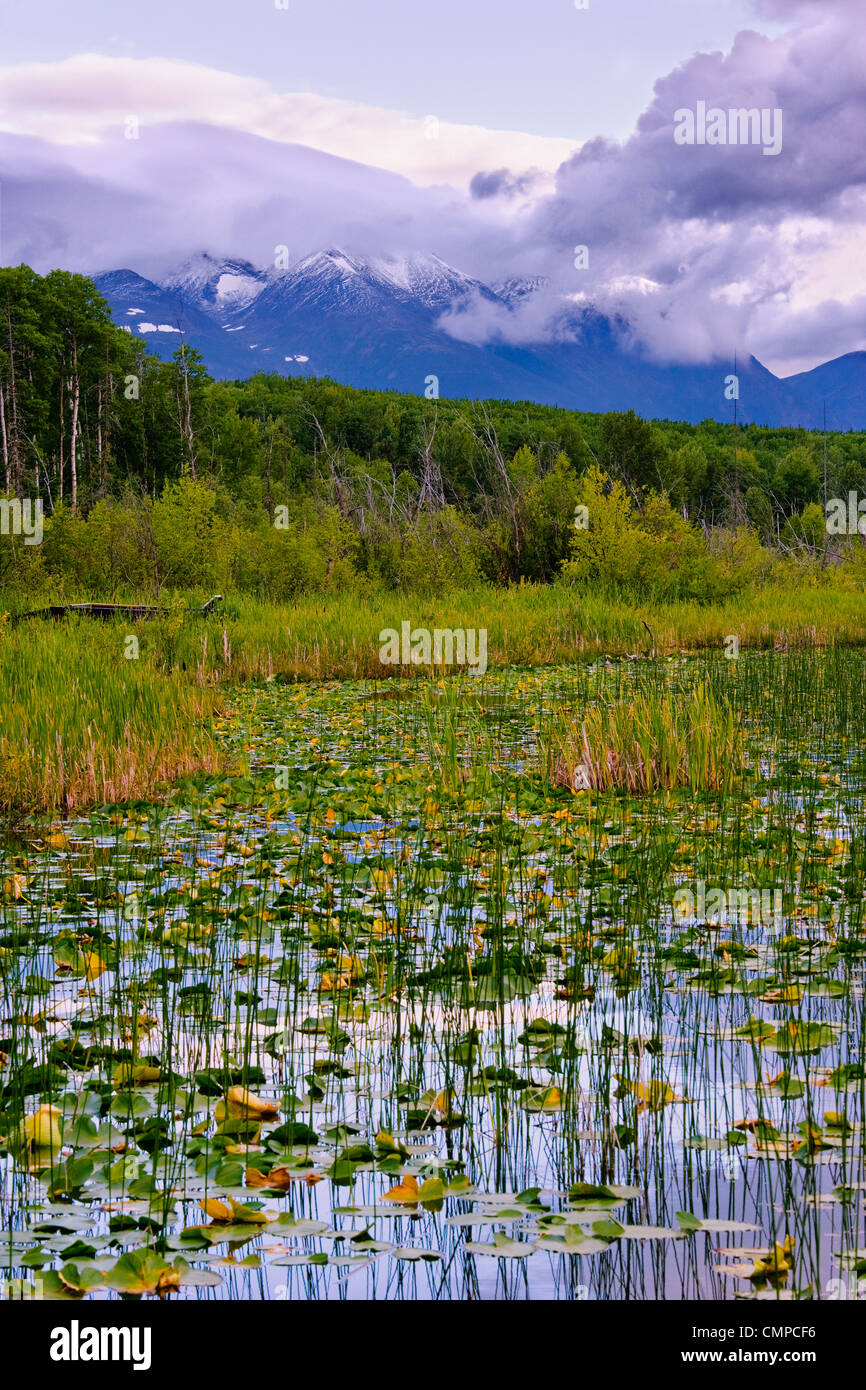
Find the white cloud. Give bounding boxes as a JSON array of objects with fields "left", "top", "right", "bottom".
[{"left": 0, "top": 54, "right": 576, "bottom": 190}]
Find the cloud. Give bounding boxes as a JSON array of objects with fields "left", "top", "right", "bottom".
[
  {"left": 446, "top": 0, "right": 866, "bottom": 371},
  {"left": 0, "top": 121, "right": 518, "bottom": 284},
  {"left": 1, "top": 4, "right": 865, "bottom": 376},
  {"left": 0, "top": 54, "right": 576, "bottom": 190},
  {"left": 469, "top": 168, "right": 543, "bottom": 201}
]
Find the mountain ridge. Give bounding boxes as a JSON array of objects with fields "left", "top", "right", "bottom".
[{"left": 94, "top": 250, "right": 866, "bottom": 430}]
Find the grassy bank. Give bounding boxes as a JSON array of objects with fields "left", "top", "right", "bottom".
[
  {"left": 139, "top": 583, "right": 866, "bottom": 680},
  {"left": 10, "top": 581, "right": 865, "bottom": 682},
  {"left": 0, "top": 621, "right": 224, "bottom": 818},
  {"left": 2, "top": 580, "right": 865, "bottom": 816}
]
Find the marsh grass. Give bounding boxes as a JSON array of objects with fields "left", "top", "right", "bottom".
[
  {"left": 7, "top": 580, "right": 866, "bottom": 685},
  {"left": 148, "top": 583, "right": 866, "bottom": 681},
  {"left": 549, "top": 681, "right": 744, "bottom": 793},
  {"left": 0, "top": 621, "right": 224, "bottom": 816},
  {"left": 3, "top": 577, "right": 862, "bottom": 817}
]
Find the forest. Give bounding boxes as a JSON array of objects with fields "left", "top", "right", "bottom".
[{"left": 2, "top": 263, "right": 865, "bottom": 602}]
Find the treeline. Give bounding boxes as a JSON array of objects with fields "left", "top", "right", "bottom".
[{"left": 2, "top": 263, "right": 865, "bottom": 600}]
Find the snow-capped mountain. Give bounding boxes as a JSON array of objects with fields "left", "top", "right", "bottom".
[
  {"left": 94, "top": 249, "right": 866, "bottom": 429},
  {"left": 162, "top": 252, "right": 269, "bottom": 311},
  {"left": 492, "top": 276, "right": 550, "bottom": 307},
  {"left": 97, "top": 247, "right": 512, "bottom": 384},
  {"left": 368, "top": 252, "right": 499, "bottom": 310},
  {"left": 94, "top": 268, "right": 219, "bottom": 340},
  {"left": 153, "top": 248, "right": 494, "bottom": 319}
]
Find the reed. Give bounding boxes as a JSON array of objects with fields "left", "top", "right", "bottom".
[
  {"left": 548, "top": 680, "right": 744, "bottom": 793},
  {"left": 0, "top": 621, "right": 223, "bottom": 816}
]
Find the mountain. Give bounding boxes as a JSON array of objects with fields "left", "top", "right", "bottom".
[
  {"left": 94, "top": 269, "right": 219, "bottom": 339},
  {"left": 161, "top": 253, "right": 270, "bottom": 311},
  {"left": 95, "top": 250, "right": 866, "bottom": 430},
  {"left": 492, "top": 276, "right": 550, "bottom": 307},
  {"left": 783, "top": 352, "right": 866, "bottom": 429}
]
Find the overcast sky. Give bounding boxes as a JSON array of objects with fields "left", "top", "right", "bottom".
[
  {"left": 0, "top": 0, "right": 784, "bottom": 143},
  {"left": 0, "top": 0, "right": 863, "bottom": 375}
]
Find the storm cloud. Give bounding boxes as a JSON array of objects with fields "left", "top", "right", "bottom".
[{"left": 457, "top": 0, "right": 866, "bottom": 372}]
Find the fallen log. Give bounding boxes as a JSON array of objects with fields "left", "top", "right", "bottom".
[{"left": 17, "top": 595, "right": 223, "bottom": 622}]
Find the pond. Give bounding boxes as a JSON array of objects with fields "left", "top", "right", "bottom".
[{"left": 1, "top": 650, "right": 864, "bottom": 1301}]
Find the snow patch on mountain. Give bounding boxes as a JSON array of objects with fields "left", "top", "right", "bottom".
[
  {"left": 493, "top": 276, "right": 549, "bottom": 306},
  {"left": 215, "top": 272, "right": 263, "bottom": 304},
  {"left": 162, "top": 252, "right": 268, "bottom": 309}
]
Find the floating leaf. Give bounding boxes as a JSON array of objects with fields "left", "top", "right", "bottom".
[{"left": 382, "top": 1176, "right": 420, "bottom": 1205}]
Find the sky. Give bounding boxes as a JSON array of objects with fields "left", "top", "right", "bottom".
[
  {"left": 0, "top": 0, "right": 863, "bottom": 375},
  {"left": 0, "top": 0, "right": 783, "bottom": 143}
]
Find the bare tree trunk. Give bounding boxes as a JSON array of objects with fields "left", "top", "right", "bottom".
[
  {"left": 69, "top": 351, "right": 80, "bottom": 511},
  {"left": 308, "top": 410, "right": 350, "bottom": 514},
  {"left": 97, "top": 381, "right": 104, "bottom": 495},
  {"left": 58, "top": 379, "right": 64, "bottom": 506},
  {"left": 6, "top": 303, "right": 20, "bottom": 491},
  {"left": 264, "top": 416, "right": 273, "bottom": 520},
  {"left": 418, "top": 408, "right": 443, "bottom": 511},
  {"left": 178, "top": 340, "right": 196, "bottom": 477},
  {"left": 0, "top": 385, "right": 9, "bottom": 492},
  {"left": 463, "top": 403, "right": 521, "bottom": 564}
]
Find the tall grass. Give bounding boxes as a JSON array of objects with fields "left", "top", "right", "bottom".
[
  {"left": 548, "top": 680, "right": 744, "bottom": 793},
  {"left": 169, "top": 583, "right": 866, "bottom": 682},
  {"left": 0, "top": 621, "right": 224, "bottom": 816},
  {"left": 1, "top": 576, "right": 864, "bottom": 817},
  {"left": 6, "top": 581, "right": 866, "bottom": 688}
]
